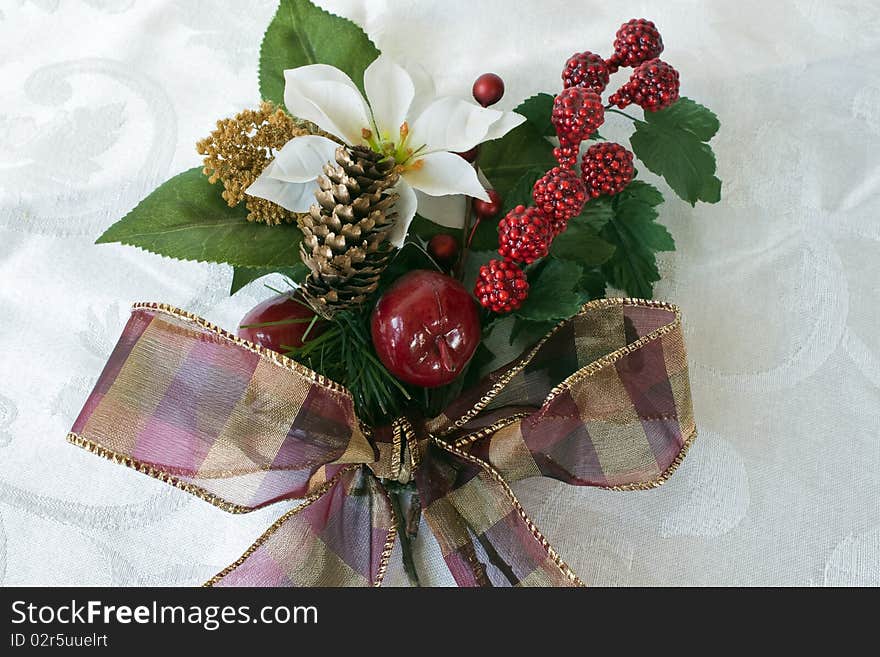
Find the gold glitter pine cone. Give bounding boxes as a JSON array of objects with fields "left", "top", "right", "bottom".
[{"left": 299, "top": 145, "right": 400, "bottom": 317}]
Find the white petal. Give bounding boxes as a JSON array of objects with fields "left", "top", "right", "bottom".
[
  {"left": 245, "top": 161, "right": 317, "bottom": 212},
  {"left": 398, "top": 58, "right": 436, "bottom": 118},
  {"left": 409, "top": 97, "right": 502, "bottom": 153},
  {"left": 404, "top": 151, "right": 490, "bottom": 201},
  {"left": 387, "top": 180, "right": 418, "bottom": 248},
  {"left": 364, "top": 56, "right": 414, "bottom": 141},
  {"left": 414, "top": 191, "right": 467, "bottom": 229},
  {"left": 267, "top": 135, "right": 339, "bottom": 183},
  {"left": 284, "top": 65, "right": 370, "bottom": 144},
  {"left": 482, "top": 111, "right": 527, "bottom": 142}
]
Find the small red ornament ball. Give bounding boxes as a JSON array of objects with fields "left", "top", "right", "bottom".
[
  {"left": 475, "top": 259, "right": 529, "bottom": 314},
  {"left": 581, "top": 142, "right": 635, "bottom": 198},
  {"left": 472, "top": 73, "right": 505, "bottom": 107},
  {"left": 237, "top": 293, "right": 325, "bottom": 354},
  {"left": 428, "top": 234, "right": 459, "bottom": 268},
  {"left": 473, "top": 189, "right": 502, "bottom": 219},
  {"left": 371, "top": 270, "right": 480, "bottom": 388}
]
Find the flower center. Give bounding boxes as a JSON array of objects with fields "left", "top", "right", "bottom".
[{"left": 363, "top": 122, "right": 426, "bottom": 170}]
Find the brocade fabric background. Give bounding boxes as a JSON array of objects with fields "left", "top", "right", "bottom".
[{"left": 0, "top": 0, "right": 878, "bottom": 586}]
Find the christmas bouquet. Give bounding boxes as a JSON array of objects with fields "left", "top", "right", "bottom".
[{"left": 69, "top": 1, "right": 720, "bottom": 587}]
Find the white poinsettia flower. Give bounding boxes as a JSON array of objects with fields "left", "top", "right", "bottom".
[{"left": 246, "top": 55, "right": 525, "bottom": 245}]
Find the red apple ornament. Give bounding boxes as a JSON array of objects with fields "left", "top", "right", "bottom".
[
  {"left": 237, "top": 293, "right": 325, "bottom": 354},
  {"left": 371, "top": 270, "right": 480, "bottom": 388}
]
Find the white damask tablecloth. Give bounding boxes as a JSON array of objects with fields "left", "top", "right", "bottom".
[{"left": 1, "top": 0, "right": 878, "bottom": 587}]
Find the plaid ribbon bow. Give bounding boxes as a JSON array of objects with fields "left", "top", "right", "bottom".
[{"left": 67, "top": 297, "right": 695, "bottom": 587}]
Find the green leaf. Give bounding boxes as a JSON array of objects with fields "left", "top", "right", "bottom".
[
  {"left": 624, "top": 180, "right": 664, "bottom": 207},
  {"left": 97, "top": 168, "right": 304, "bottom": 268},
  {"left": 600, "top": 186, "right": 675, "bottom": 299},
  {"left": 230, "top": 264, "right": 306, "bottom": 295},
  {"left": 515, "top": 93, "right": 555, "bottom": 137},
  {"left": 514, "top": 258, "right": 584, "bottom": 322},
  {"left": 577, "top": 267, "right": 607, "bottom": 300},
  {"left": 629, "top": 97, "right": 722, "bottom": 206},
  {"left": 259, "top": 0, "right": 379, "bottom": 107},
  {"left": 550, "top": 216, "right": 616, "bottom": 266},
  {"left": 480, "top": 120, "right": 557, "bottom": 200}
]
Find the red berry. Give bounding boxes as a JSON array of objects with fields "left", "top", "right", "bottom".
[
  {"left": 551, "top": 87, "right": 604, "bottom": 166},
  {"left": 473, "top": 189, "right": 502, "bottom": 219},
  {"left": 608, "top": 18, "right": 664, "bottom": 71},
  {"left": 428, "top": 234, "right": 459, "bottom": 268},
  {"left": 497, "top": 205, "right": 552, "bottom": 264},
  {"left": 456, "top": 146, "right": 479, "bottom": 162},
  {"left": 532, "top": 167, "right": 587, "bottom": 234},
  {"left": 475, "top": 259, "right": 529, "bottom": 314},
  {"left": 562, "top": 51, "right": 610, "bottom": 92},
  {"left": 552, "top": 137, "right": 580, "bottom": 169},
  {"left": 581, "top": 142, "right": 635, "bottom": 198},
  {"left": 237, "top": 293, "right": 326, "bottom": 354},
  {"left": 472, "top": 73, "right": 505, "bottom": 107},
  {"left": 371, "top": 271, "right": 480, "bottom": 387},
  {"left": 609, "top": 58, "right": 680, "bottom": 112}
]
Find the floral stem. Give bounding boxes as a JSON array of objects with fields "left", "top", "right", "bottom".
[
  {"left": 606, "top": 107, "right": 640, "bottom": 122},
  {"left": 454, "top": 156, "right": 481, "bottom": 281}
]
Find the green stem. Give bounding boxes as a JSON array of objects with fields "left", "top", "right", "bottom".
[{"left": 606, "top": 107, "right": 640, "bottom": 122}]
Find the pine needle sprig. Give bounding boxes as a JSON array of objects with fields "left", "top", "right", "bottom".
[{"left": 283, "top": 308, "right": 412, "bottom": 424}]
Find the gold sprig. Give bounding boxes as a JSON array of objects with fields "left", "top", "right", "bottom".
[{"left": 196, "top": 101, "right": 327, "bottom": 225}]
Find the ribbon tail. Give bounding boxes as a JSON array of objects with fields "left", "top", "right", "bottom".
[
  {"left": 207, "top": 466, "right": 397, "bottom": 587},
  {"left": 416, "top": 442, "right": 581, "bottom": 587}
]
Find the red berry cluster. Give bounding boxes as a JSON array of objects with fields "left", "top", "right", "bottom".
[
  {"left": 497, "top": 205, "right": 552, "bottom": 264},
  {"left": 551, "top": 87, "right": 605, "bottom": 167},
  {"left": 581, "top": 143, "right": 635, "bottom": 198},
  {"left": 475, "top": 259, "right": 529, "bottom": 313},
  {"left": 471, "top": 21, "right": 679, "bottom": 314},
  {"left": 562, "top": 51, "right": 610, "bottom": 93},
  {"left": 607, "top": 19, "right": 664, "bottom": 71},
  {"left": 559, "top": 18, "right": 679, "bottom": 116},
  {"left": 608, "top": 58, "right": 680, "bottom": 112},
  {"left": 532, "top": 167, "right": 587, "bottom": 235}
]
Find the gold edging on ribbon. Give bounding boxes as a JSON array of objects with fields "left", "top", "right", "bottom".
[
  {"left": 67, "top": 433, "right": 252, "bottom": 514},
  {"left": 433, "top": 423, "right": 697, "bottom": 586},
  {"left": 601, "top": 424, "right": 697, "bottom": 491},
  {"left": 434, "top": 436, "right": 585, "bottom": 587},
  {"left": 131, "top": 302, "right": 351, "bottom": 397},
  {"left": 436, "top": 298, "right": 680, "bottom": 436}
]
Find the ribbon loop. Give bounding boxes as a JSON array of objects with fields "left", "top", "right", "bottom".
[{"left": 68, "top": 298, "right": 695, "bottom": 587}]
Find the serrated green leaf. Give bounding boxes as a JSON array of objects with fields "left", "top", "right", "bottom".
[
  {"left": 259, "top": 0, "right": 379, "bottom": 107},
  {"left": 577, "top": 267, "right": 607, "bottom": 300},
  {"left": 480, "top": 120, "right": 557, "bottom": 200},
  {"left": 230, "top": 264, "right": 306, "bottom": 295},
  {"left": 97, "top": 168, "right": 304, "bottom": 268},
  {"left": 550, "top": 216, "right": 616, "bottom": 266},
  {"left": 515, "top": 93, "right": 555, "bottom": 137},
  {"left": 648, "top": 97, "right": 720, "bottom": 141},
  {"left": 629, "top": 97, "right": 722, "bottom": 206},
  {"left": 624, "top": 180, "right": 664, "bottom": 207},
  {"left": 600, "top": 186, "right": 675, "bottom": 299},
  {"left": 514, "top": 258, "right": 584, "bottom": 321}
]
